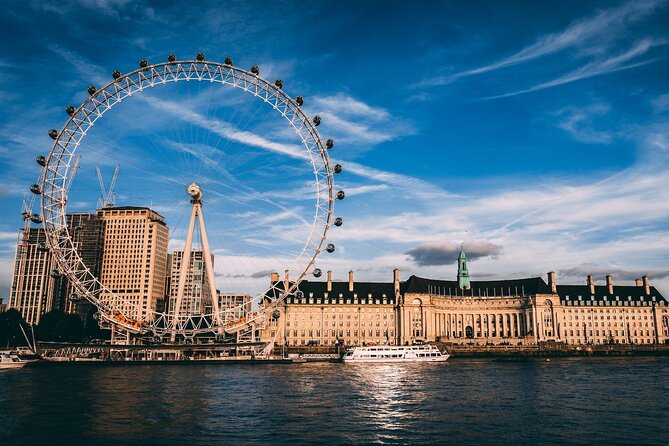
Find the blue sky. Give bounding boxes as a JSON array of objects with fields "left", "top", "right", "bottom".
[{"left": 1, "top": 0, "right": 669, "bottom": 299}]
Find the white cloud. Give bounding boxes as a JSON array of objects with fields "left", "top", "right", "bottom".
[
  {"left": 553, "top": 103, "right": 614, "bottom": 144},
  {"left": 309, "top": 94, "right": 414, "bottom": 147},
  {"left": 417, "top": 0, "right": 665, "bottom": 88},
  {"left": 490, "top": 39, "right": 662, "bottom": 99},
  {"left": 652, "top": 93, "right": 669, "bottom": 113}
]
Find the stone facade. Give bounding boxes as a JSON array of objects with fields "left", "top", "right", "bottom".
[
  {"left": 400, "top": 274, "right": 668, "bottom": 346},
  {"left": 262, "top": 270, "right": 399, "bottom": 347},
  {"left": 260, "top": 258, "right": 669, "bottom": 347}
]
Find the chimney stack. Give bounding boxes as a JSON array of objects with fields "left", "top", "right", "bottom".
[
  {"left": 547, "top": 271, "right": 556, "bottom": 293},
  {"left": 284, "top": 269, "right": 290, "bottom": 292},
  {"left": 587, "top": 274, "right": 595, "bottom": 295},
  {"left": 606, "top": 275, "right": 613, "bottom": 295},
  {"left": 642, "top": 275, "right": 650, "bottom": 295},
  {"left": 393, "top": 268, "right": 400, "bottom": 296},
  {"left": 635, "top": 278, "right": 643, "bottom": 287},
  {"left": 327, "top": 270, "right": 332, "bottom": 292},
  {"left": 348, "top": 270, "right": 354, "bottom": 292},
  {"left": 270, "top": 271, "right": 279, "bottom": 283}
]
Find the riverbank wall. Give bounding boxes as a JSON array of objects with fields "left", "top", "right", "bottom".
[{"left": 280, "top": 343, "right": 669, "bottom": 358}]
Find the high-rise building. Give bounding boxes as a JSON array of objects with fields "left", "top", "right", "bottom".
[
  {"left": 97, "top": 206, "right": 169, "bottom": 322},
  {"left": 61, "top": 213, "right": 105, "bottom": 320},
  {"left": 9, "top": 214, "right": 104, "bottom": 325},
  {"left": 9, "top": 227, "right": 58, "bottom": 325},
  {"left": 168, "top": 250, "right": 214, "bottom": 316}
]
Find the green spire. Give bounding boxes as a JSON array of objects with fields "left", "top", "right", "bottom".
[{"left": 457, "top": 245, "right": 471, "bottom": 290}]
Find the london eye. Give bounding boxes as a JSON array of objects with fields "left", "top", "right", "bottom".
[{"left": 24, "top": 54, "right": 344, "bottom": 340}]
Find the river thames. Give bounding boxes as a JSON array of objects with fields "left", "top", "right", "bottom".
[{"left": 1, "top": 357, "right": 668, "bottom": 445}]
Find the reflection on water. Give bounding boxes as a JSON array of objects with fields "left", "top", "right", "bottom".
[{"left": 1, "top": 358, "right": 668, "bottom": 445}]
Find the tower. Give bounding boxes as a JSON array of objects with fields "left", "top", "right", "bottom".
[
  {"left": 97, "top": 206, "right": 169, "bottom": 324},
  {"left": 457, "top": 245, "right": 471, "bottom": 290}
]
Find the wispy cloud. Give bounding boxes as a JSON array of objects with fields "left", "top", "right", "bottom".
[
  {"left": 416, "top": 0, "right": 665, "bottom": 88},
  {"left": 489, "top": 39, "right": 662, "bottom": 99},
  {"left": 652, "top": 92, "right": 669, "bottom": 113},
  {"left": 310, "top": 94, "right": 414, "bottom": 147},
  {"left": 554, "top": 102, "right": 614, "bottom": 144},
  {"left": 559, "top": 263, "right": 669, "bottom": 281}
]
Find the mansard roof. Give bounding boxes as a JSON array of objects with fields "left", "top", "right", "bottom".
[
  {"left": 402, "top": 275, "right": 552, "bottom": 297},
  {"left": 556, "top": 284, "right": 667, "bottom": 305},
  {"left": 267, "top": 279, "right": 396, "bottom": 304}
]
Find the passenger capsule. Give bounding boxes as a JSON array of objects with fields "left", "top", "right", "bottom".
[
  {"left": 313, "top": 268, "right": 322, "bottom": 278},
  {"left": 65, "top": 105, "right": 75, "bottom": 116},
  {"left": 196, "top": 53, "right": 205, "bottom": 61},
  {"left": 313, "top": 116, "right": 321, "bottom": 126},
  {"left": 225, "top": 56, "right": 233, "bottom": 66},
  {"left": 139, "top": 59, "right": 148, "bottom": 68},
  {"left": 69, "top": 293, "right": 81, "bottom": 302},
  {"left": 21, "top": 211, "right": 30, "bottom": 221},
  {"left": 326, "top": 139, "right": 334, "bottom": 149},
  {"left": 167, "top": 53, "right": 177, "bottom": 62},
  {"left": 87, "top": 86, "right": 96, "bottom": 95},
  {"left": 112, "top": 70, "right": 121, "bottom": 79},
  {"left": 37, "top": 242, "right": 48, "bottom": 252},
  {"left": 30, "top": 184, "right": 41, "bottom": 195},
  {"left": 251, "top": 65, "right": 260, "bottom": 75},
  {"left": 333, "top": 164, "right": 342, "bottom": 174},
  {"left": 326, "top": 243, "right": 335, "bottom": 253},
  {"left": 30, "top": 213, "right": 42, "bottom": 223},
  {"left": 336, "top": 190, "right": 345, "bottom": 200},
  {"left": 296, "top": 96, "right": 304, "bottom": 106},
  {"left": 50, "top": 269, "right": 60, "bottom": 278},
  {"left": 334, "top": 217, "right": 343, "bottom": 227},
  {"left": 48, "top": 129, "right": 58, "bottom": 140},
  {"left": 272, "top": 309, "right": 281, "bottom": 320},
  {"left": 93, "top": 312, "right": 100, "bottom": 320},
  {"left": 36, "top": 155, "right": 47, "bottom": 166},
  {"left": 275, "top": 79, "right": 283, "bottom": 89}
]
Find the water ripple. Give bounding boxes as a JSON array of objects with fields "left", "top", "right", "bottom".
[{"left": 0, "top": 358, "right": 668, "bottom": 445}]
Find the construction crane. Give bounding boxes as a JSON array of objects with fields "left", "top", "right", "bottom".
[{"left": 96, "top": 165, "right": 120, "bottom": 209}]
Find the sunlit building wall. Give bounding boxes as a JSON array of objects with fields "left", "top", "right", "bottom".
[{"left": 97, "top": 207, "right": 169, "bottom": 322}]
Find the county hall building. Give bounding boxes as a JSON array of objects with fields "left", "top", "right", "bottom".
[{"left": 262, "top": 249, "right": 669, "bottom": 347}]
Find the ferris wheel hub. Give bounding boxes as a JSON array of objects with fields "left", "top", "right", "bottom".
[{"left": 187, "top": 182, "right": 202, "bottom": 201}]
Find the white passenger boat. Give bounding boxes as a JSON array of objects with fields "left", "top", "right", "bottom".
[
  {"left": 0, "top": 352, "right": 29, "bottom": 370},
  {"left": 343, "top": 345, "right": 449, "bottom": 363}
]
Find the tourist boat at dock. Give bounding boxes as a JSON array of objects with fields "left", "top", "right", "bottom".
[
  {"left": 343, "top": 345, "right": 450, "bottom": 363},
  {"left": 0, "top": 352, "right": 29, "bottom": 370}
]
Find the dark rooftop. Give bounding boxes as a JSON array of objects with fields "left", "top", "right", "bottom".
[
  {"left": 556, "top": 284, "right": 667, "bottom": 306},
  {"left": 402, "top": 275, "right": 552, "bottom": 297},
  {"left": 268, "top": 279, "right": 396, "bottom": 305}
]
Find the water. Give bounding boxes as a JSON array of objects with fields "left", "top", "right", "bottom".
[{"left": 1, "top": 357, "right": 668, "bottom": 445}]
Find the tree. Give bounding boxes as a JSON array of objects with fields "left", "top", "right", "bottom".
[
  {"left": 37, "top": 310, "right": 84, "bottom": 342},
  {"left": 0, "top": 309, "right": 30, "bottom": 348}
]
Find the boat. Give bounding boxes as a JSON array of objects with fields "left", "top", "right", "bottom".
[
  {"left": 343, "top": 345, "right": 450, "bottom": 363},
  {"left": 0, "top": 352, "right": 29, "bottom": 370}
]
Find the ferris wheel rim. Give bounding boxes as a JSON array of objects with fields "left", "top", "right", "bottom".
[{"left": 37, "top": 57, "right": 337, "bottom": 337}]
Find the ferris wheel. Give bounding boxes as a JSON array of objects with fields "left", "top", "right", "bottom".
[{"left": 26, "top": 53, "right": 345, "bottom": 338}]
